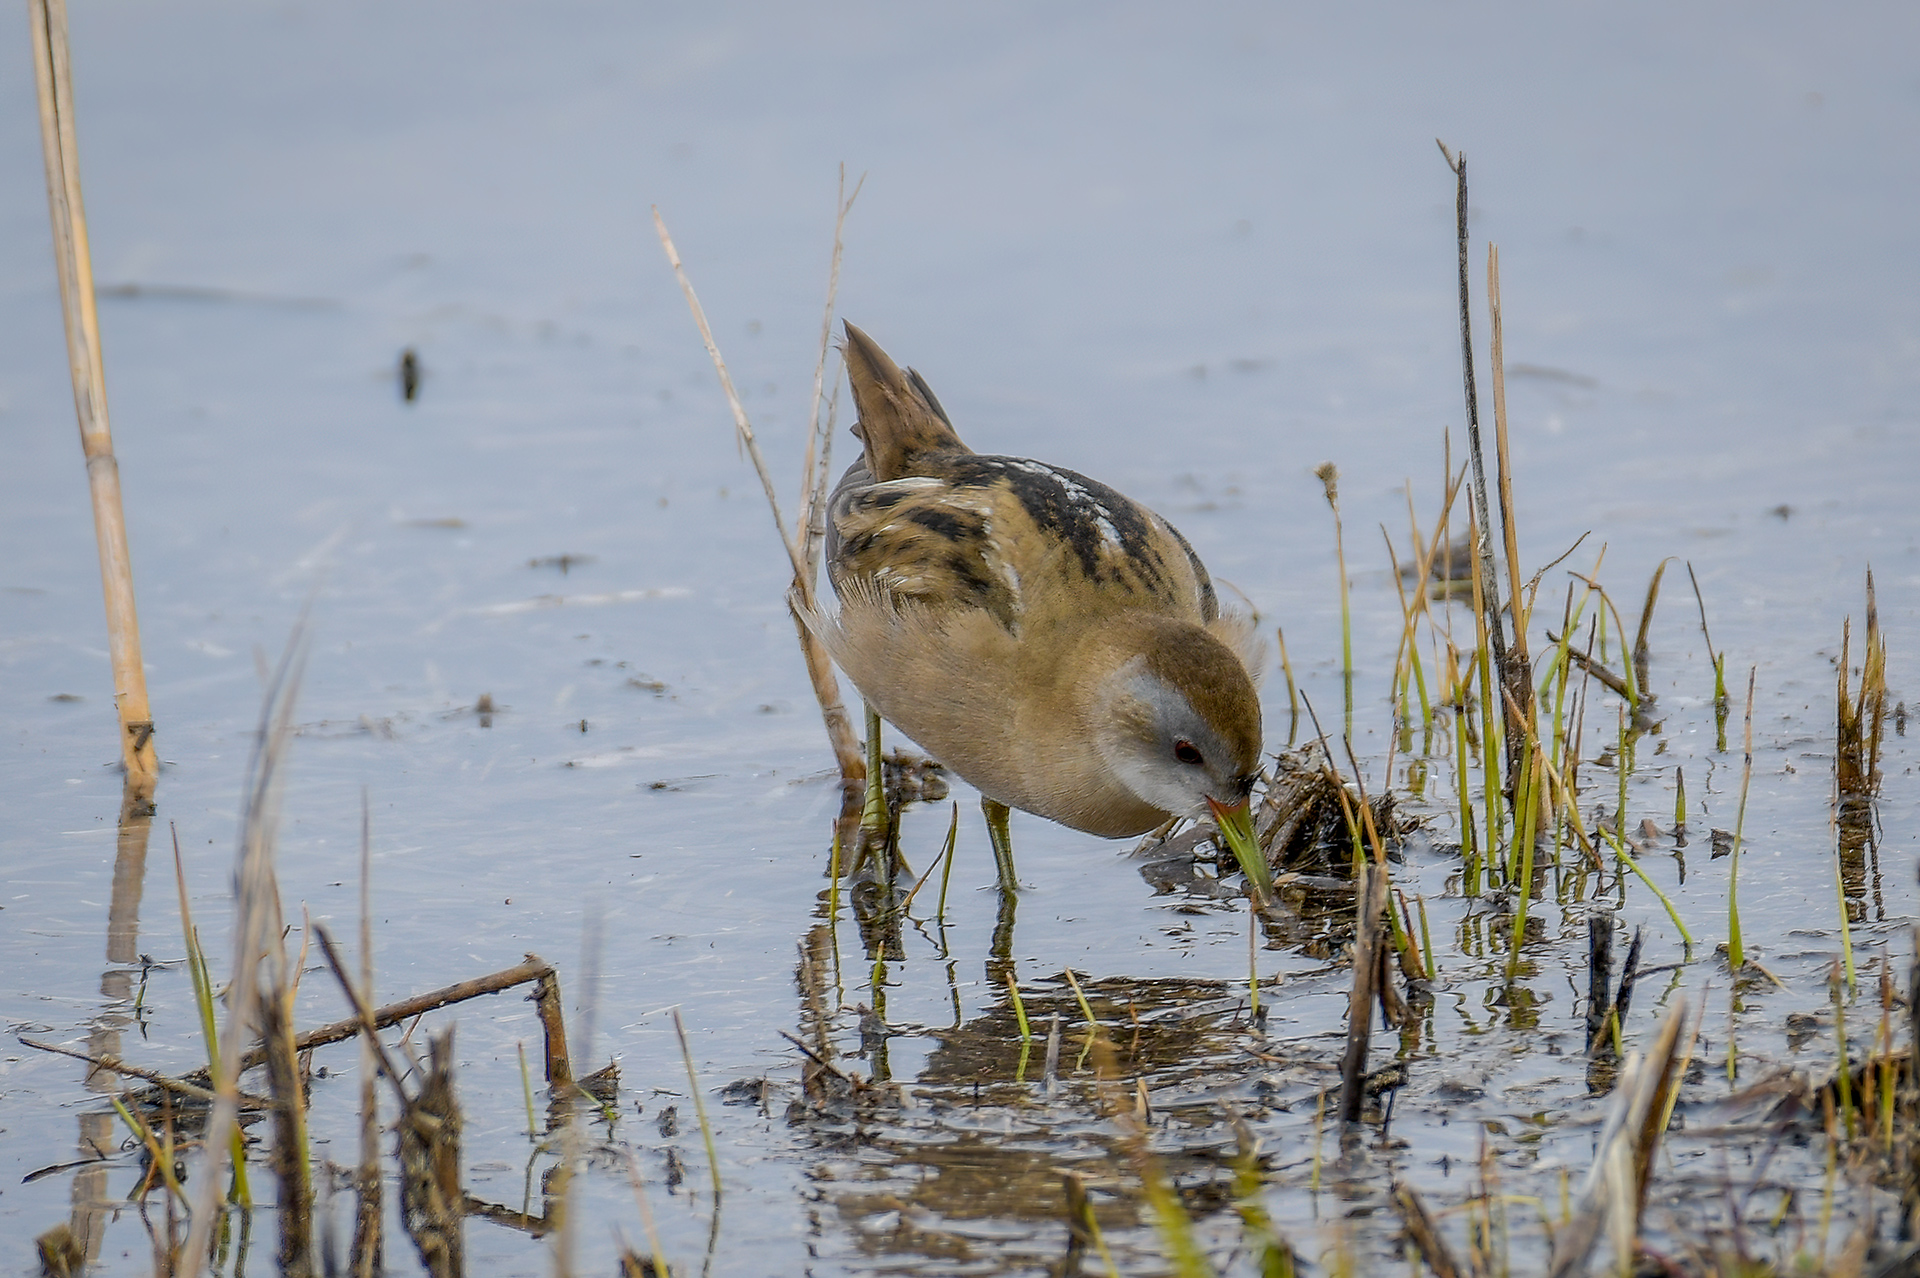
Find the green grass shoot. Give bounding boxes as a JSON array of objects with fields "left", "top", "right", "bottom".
[{"left": 672, "top": 1008, "right": 724, "bottom": 1203}]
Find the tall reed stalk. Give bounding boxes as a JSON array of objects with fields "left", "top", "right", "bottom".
[{"left": 28, "top": 0, "right": 157, "bottom": 784}]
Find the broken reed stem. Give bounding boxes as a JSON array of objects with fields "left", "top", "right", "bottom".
[
  {"left": 651, "top": 204, "right": 866, "bottom": 789},
  {"left": 1586, "top": 915, "right": 1614, "bottom": 1054},
  {"left": 1438, "top": 142, "right": 1514, "bottom": 810},
  {"left": 1547, "top": 1002, "right": 1689, "bottom": 1278},
  {"left": 29, "top": 0, "right": 157, "bottom": 785},
  {"left": 180, "top": 622, "right": 309, "bottom": 1276}
]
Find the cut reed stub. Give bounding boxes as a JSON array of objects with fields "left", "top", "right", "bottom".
[
  {"left": 1836, "top": 572, "right": 1889, "bottom": 804},
  {"left": 399, "top": 348, "right": 421, "bottom": 402},
  {"left": 398, "top": 1029, "right": 465, "bottom": 1278}
]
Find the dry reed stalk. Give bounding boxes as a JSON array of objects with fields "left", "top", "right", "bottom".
[
  {"left": 1274, "top": 624, "right": 1300, "bottom": 743},
  {"left": 180, "top": 624, "right": 309, "bottom": 1276},
  {"left": 796, "top": 166, "right": 864, "bottom": 569},
  {"left": 1547, "top": 1001, "right": 1689, "bottom": 1278},
  {"left": 652, "top": 202, "right": 867, "bottom": 793},
  {"left": 28, "top": 0, "right": 157, "bottom": 786},
  {"left": 1485, "top": 243, "right": 1536, "bottom": 759}
]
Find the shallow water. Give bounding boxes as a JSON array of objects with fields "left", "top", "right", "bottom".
[{"left": 2, "top": 3, "right": 1918, "bottom": 1273}]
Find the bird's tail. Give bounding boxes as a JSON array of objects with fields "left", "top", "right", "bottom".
[{"left": 841, "top": 322, "right": 969, "bottom": 481}]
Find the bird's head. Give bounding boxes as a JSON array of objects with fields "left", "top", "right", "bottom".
[{"left": 1091, "top": 620, "right": 1266, "bottom": 883}]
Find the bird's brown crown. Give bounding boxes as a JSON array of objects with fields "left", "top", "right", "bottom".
[{"left": 1137, "top": 621, "right": 1263, "bottom": 775}]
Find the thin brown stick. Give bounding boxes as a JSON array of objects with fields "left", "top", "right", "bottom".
[
  {"left": 17, "top": 1037, "right": 258, "bottom": 1106},
  {"left": 29, "top": 0, "right": 157, "bottom": 785},
  {"left": 312, "top": 927, "right": 410, "bottom": 1104},
  {"left": 224, "top": 953, "right": 559, "bottom": 1078}
]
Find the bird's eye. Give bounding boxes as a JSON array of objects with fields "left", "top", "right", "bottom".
[{"left": 1173, "top": 740, "right": 1204, "bottom": 766}]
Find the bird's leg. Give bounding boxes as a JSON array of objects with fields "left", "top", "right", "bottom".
[
  {"left": 982, "top": 797, "right": 1018, "bottom": 898},
  {"left": 985, "top": 798, "right": 1018, "bottom": 980}
]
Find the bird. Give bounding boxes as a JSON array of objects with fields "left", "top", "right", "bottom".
[{"left": 813, "top": 322, "right": 1270, "bottom": 897}]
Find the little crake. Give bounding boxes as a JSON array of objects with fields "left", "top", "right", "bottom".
[{"left": 816, "top": 323, "right": 1268, "bottom": 889}]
